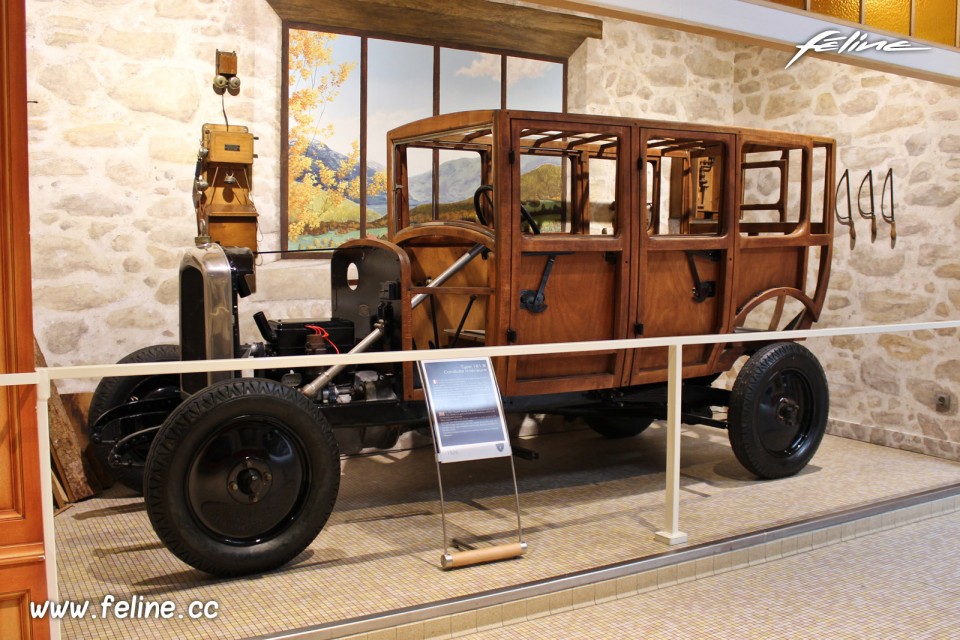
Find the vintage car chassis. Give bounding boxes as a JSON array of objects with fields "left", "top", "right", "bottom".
[{"left": 89, "top": 110, "right": 835, "bottom": 577}]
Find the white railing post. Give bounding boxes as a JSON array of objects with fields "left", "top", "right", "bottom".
[
  {"left": 655, "top": 343, "right": 688, "bottom": 545},
  {"left": 35, "top": 367, "right": 61, "bottom": 640}
]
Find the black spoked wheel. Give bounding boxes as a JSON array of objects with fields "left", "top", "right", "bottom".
[
  {"left": 144, "top": 378, "right": 340, "bottom": 577},
  {"left": 728, "top": 342, "right": 829, "bottom": 479},
  {"left": 586, "top": 414, "right": 654, "bottom": 439},
  {"left": 87, "top": 344, "right": 181, "bottom": 491}
]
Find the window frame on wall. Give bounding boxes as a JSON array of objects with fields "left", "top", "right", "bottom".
[{"left": 280, "top": 23, "right": 569, "bottom": 257}]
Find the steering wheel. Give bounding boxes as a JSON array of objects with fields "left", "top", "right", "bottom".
[
  {"left": 473, "top": 184, "right": 541, "bottom": 234},
  {"left": 473, "top": 185, "right": 494, "bottom": 227},
  {"left": 520, "top": 203, "right": 541, "bottom": 235}
]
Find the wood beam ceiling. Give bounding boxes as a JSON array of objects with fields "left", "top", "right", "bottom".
[{"left": 267, "top": 0, "right": 602, "bottom": 60}]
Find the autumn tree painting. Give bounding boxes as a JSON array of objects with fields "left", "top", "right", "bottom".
[
  {"left": 285, "top": 32, "right": 564, "bottom": 250},
  {"left": 287, "top": 30, "right": 386, "bottom": 249}
]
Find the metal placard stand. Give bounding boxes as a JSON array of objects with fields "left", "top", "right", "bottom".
[{"left": 419, "top": 357, "right": 527, "bottom": 569}]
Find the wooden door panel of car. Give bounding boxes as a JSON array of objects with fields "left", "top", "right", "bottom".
[
  {"left": 626, "top": 128, "right": 735, "bottom": 385},
  {"left": 629, "top": 247, "right": 725, "bottom": 380},
  {"left": 506, "top": 249, "right": 624, "bottom": 395},
  {"left": 736, "top": 246, "right": 803, "bottom": 308},
  {"left": 732, "top": 137, "right": 833, "bottom": 333},
  {"left": 392, "top": 224, "right": 496, "bottom": 401},
  {"left": 501, "top": 118, "right": 632, "bottom": 397}
]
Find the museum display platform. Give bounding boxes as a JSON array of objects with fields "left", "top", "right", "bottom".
[{"left": 56, "top": 422, "right": 960, "bottom": 640}]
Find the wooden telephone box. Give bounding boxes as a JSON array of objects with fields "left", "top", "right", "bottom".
[
  {"left": 197, "top": 123, "right": 258, "bottom": 251},
  {"left": 194, "top": 51, "right": 258, "bottom": 251}
]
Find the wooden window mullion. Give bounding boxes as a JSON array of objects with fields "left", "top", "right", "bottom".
[{"left": 360, "top": 36, "right": 368, "bottom": 237}]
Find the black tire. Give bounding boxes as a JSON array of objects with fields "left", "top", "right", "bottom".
[
  {"left": 728, "top": 342, "right": 828, "bottom": 479},
  {"left": 586, "top": 414, "right": 654, "bottom": 439},
  {"left": 87, "top": 344, "right": 181, "bottom": 491},
  {"left": 144, "top": 378, "right": 340, "bottom": 577}
]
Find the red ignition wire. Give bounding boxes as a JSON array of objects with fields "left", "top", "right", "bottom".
[{"left": 305, "top": 325, "right": 340, "bottom": 354}]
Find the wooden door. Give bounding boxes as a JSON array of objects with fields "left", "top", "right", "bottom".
[
  {"left": 502, "top": 118, "right": 632, "bottom": 397},
  {"left": 1, "top": 0, "right": 51, "bottom": 637},
  {"left": 627, "top": 128, "right": 736, "bottom": 385}
]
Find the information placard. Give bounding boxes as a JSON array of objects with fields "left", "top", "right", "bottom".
[{"left": 419, "top": 357, "right": 511, "bottom": 463}]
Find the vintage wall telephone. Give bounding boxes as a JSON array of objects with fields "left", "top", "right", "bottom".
[{"left": 193, "top": 50, "right": 259, "bottom": 251}]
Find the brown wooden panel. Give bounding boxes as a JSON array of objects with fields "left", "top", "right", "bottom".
[
  {"left": 632, "top": 250, "right": 722, "bottom": 373},
  {"left": 518, "top": 235, "right": 624, "bottom": 253},
  {"left": 507, "top": 369, "right": 618, "bottom": 396},
  {"left": 0, "top": 543, "right": 44, "bottom": 567},
  {"left": 514, "top": 253, "right": 617, "bottom": 343},
  {"left": 0, "top": 591, "right": 27, "bottom": 640},
  {"left": 735, "top": 246, "right": 804, "bottom": 314},
  {"left": 633, "top": 124, "right": 739, "bottom": 378},
  {"left": 269, "top": 0, "right": 602, "bottom": 60},
  {"left": 0, "top": 559, "right": 49, "bottom": 640},
  {"left": 631, "top": 345, "right": 713, "bottom": 374},
  {"left": 404, "top": 244, "right": 491, "bottom": 346},
  {"left": 1, "top": 1, "right": 50, "bottom": 638},
  {"left": 516, "top": 352, "right": 616, "bottom": 379},
  {"left": 395, "top": 229, "right": 496, "bottom": 399},
  {"left": 2, "top": 0, "right": 43, "bottom": 542},
  {"left": 0, "top": 386, "right": 23, "bottom": 518},
  {"left": 506, "top": 251, "right": 623, "bottom": 393}
]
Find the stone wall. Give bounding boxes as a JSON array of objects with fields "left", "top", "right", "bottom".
[
  {"left": 568, "top": 21, "right": 736, "bottom": 123},
  {"left": 570, "top": 17, "right": 960, "bottom": 461}
]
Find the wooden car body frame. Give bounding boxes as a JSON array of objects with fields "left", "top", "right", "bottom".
[{"left": 382, "top": 110, "right": 835, "bottom": 402}]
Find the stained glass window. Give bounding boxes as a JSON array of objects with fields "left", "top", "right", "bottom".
[
  {"left": 914, "top": 0, "right": 959, "bottom": 44},
  {"left": 865, "top": 0, "right": 911, "bottom": 35},
  {"left": 762, "top": 0, "right": 958, "bottom": 46}
]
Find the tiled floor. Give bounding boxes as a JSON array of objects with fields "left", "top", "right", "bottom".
[
  {"left": 461, "top": 505, "right": 960, "bottom": 640},
  {"left": 53, "top": 423, "right": 960, "bottom": 639}
]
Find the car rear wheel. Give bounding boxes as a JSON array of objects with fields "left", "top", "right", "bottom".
[{"left": 728, "top": 342, "right": 828, "bottom": 479}]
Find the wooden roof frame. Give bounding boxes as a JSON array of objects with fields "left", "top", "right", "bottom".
[{"left": 267, "top": 0, "right": 602, "bottom": 60}]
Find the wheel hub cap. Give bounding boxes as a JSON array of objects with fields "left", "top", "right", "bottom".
[
  {"left": 228, "top": 459, "right": 273, "bottom": 503},
  {"left": 776, "top": 397, "right": 800, "bottom": 429},
  {"left": 757, "top": 370, "right": 812, "bottom": 456},
  {"left": 186, "top": 418, "right": 309, "bottom": 542}
]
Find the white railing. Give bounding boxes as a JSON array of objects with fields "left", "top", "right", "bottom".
[{"left": 3, "top": 319, "right": 959, "bottom": 640}]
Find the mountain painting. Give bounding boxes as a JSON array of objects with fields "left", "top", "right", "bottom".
[{"left": 288, "top": 145, "right": 563, "bottom": 250}]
